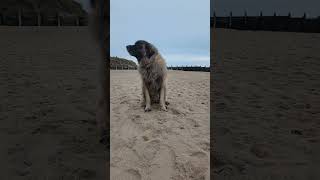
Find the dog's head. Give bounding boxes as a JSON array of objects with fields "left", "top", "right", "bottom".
[{"left": 126, "top": 40, "right": 158, "bottom": 63}]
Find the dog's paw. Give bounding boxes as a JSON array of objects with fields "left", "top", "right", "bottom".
[
  {"left": 160, "top": 106, "right": 168, "bottom": 112},
  {"left": 144, "top": 107, "right": 152, "bottom": 112}
]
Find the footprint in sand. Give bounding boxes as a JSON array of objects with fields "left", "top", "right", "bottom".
[
  {"left": 141, "top": 139, "right": 161, "bottom": 161},
  {"left": 118, "top": 119, "right": 143, "bottom": 140},
  {"left": 186, "top": 118, "right": 200, "bottom": 128},
  {"left": 149, "top": 145, "right": 176, "bottom": 180},
  {"left": 183, "top": 151, "right": 209, "bottom": 179},
  {"left": 111, "top": 168, "right": 142, "bottom": 180},
  {"left": 170, "top": 107, "right": 184, "bottom": 115}
]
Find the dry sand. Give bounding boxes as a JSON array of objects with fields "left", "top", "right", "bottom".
[
  {"left": 212, "top": 29, "right": 320, "bottom": 179},
  {"left": 0, "top": 27, "right": 106, "bottom": 179},
  {"left": 110, "top": 70, "right": 210, "bottom": 180}
]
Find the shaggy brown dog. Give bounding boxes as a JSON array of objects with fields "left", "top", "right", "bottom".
[{"left": 126, "top": 40, "right": 168, "bottom": 112}]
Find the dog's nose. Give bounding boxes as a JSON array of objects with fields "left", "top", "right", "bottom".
[{"left": 126, "top": 45, "right": 131, "bottom": 50}]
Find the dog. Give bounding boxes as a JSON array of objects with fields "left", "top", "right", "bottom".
[{"left": 126, "top": 40, "right": 168, "bottom": 112}]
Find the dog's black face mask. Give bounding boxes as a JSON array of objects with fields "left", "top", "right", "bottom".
[{"left": 126, "top": 40, "right": 156, "bottom": 63}]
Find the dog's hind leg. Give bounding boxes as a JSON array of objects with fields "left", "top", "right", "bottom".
[
  {"left": 144, "top": 85, "right": 152, "bottom": 112},
  {"left": 160, "top": 83, "right": 167, "bottom": 111},
  {"left": 163, "top": 80, "right": 169, "bottom": 106}
]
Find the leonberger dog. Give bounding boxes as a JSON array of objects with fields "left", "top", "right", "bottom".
[{"left": 126, "top": 40, "right": 169, "bottom": 112}]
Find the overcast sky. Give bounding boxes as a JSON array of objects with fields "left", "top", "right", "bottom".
[
  {"left": 76, "top": 0, "right": 319, "bottom": 65},
  {"left": 110, "top": 0, "right": 210, "bottom": 66},
  {"left": 76, "top": 0, "right": 210, "bottom": 66}
]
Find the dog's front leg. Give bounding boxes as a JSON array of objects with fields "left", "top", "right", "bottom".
[
  {"left": 163, "top": 81, "right": 169, "bottom": 105},
  {"left": 160, "top": 83, "right": 167, "bottom": 111},
  {"left": 144, "top": 84, "right": 152, "bottom": 112},
  {"left": 141, "top": 83, "right": 146, "bottom": 107}
]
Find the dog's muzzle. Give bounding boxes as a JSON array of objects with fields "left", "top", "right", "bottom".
[{"left": 126, "top": 45, "right": 133, "bottom": 52}]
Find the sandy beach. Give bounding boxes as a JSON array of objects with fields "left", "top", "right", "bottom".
[
  {"left": 0, "top": 27, "right": 106, "bottom": 179},
  {"left": 0, "top": 27, "right": 210, "bottom": 180},
  {"left": 5, "top": 25, "right": 319, "bottom": 180},
  {"left": 212, "top": 29, "right": 320, "bottom": 179},
  {"left": 110, "top": 70, "right": 210, "bottom": 180}
]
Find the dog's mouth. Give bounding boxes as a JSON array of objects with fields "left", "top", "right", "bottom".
[
  {"left": 126, "top": 45, "right": 133, "bottom": 54},
  {"left": 126, "top": 45, "right": 142, "bottom": 62}
]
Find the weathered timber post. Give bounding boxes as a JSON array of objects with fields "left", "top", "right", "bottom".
[
  {"left": 286, "top": 12, "right": 291, "bottom": 31},
  {"left": 244, "top": 10, "right": 247, "bottom": 25},
  {"left": 212, "top": 11, "right": 216, "bottom": 28},
  {"left": 37, "top": 11, "right": 41, "bottom": 26},
  {"left": 301, "top": 12, "right": 306, "bottom": 32},
  {"left": 76, "top": 16, "right": 79, "bottom": 26},
  {"left": 0, "top": 12, "right": 2, "bottom": 25},
  {"left": 18, "top": 8, "right": 22, "bottom": 26},
  {"left": 259, "top": 11, "right": 264, "bottom": 30},
  {"left": 76, "top": 16, "right": 79, "bottom": 32},
  {"left": 57, "top": 12, "right": 60, "bottom": 26},
  {"left": 229, "top": 11, "right": 232, "bottom": 28}
]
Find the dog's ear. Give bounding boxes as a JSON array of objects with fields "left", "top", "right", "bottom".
[{"left": 145, "top": 42, "right": 157, "bottom": 58}]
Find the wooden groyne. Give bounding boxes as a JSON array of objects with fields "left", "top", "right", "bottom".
[
  {"left": 0, "top": 10, "right": 87, "bottom": 26},
  {"left": 111, "top": 65, "right": 137, "bottom": 70},
  {"left": 168, "top": 66, "right": 210, "bottom": 72},
  {"left": 211, "top": 11, "right": 320, "bottom": 33},
  {"left": 110, "top": 66, "right": 210, "bottom": 72}
]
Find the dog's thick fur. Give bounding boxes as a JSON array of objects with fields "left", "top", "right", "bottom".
[
  {"left": 126, "top": 40, "right": 168, "bottom": 111},
  {"left": 89, "top": 0, "right": 109, "bottom": 144}
]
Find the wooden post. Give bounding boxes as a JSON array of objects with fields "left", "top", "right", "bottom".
[
  {"left": 301, "top": 12, "right": 306, "bottom": 32},
  {"left": 18, "top": 8, "right": 22, "bottom": 26},
  {"left": 244, "top": 10, "right": 247, "bottom": 25},
  {"left": 259, "top": 11, "right": 264, "bottom": 30},
  {"left": 229, "top": 11, "right": 232, "bottom": 28},
  {"left": 274, "top": 12, "right": 277, "bottom": 17},
  {"left": 57, "top": 12, "right": 60, "bottom": 26},
  {"left": 37, "top": 11, "right": 41, "bottom": 26},
  {"left": 288, "top": 12, "right": 291, "bottom": 18},
  {"left": 213, "top": 11, "right": 216, "bottom": 28},
  {"left": 77, "top": 16, "right": 80, "bottom": 26},
  {"left": 2, "top": 13, "right": 5, "bottom": 25}
]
